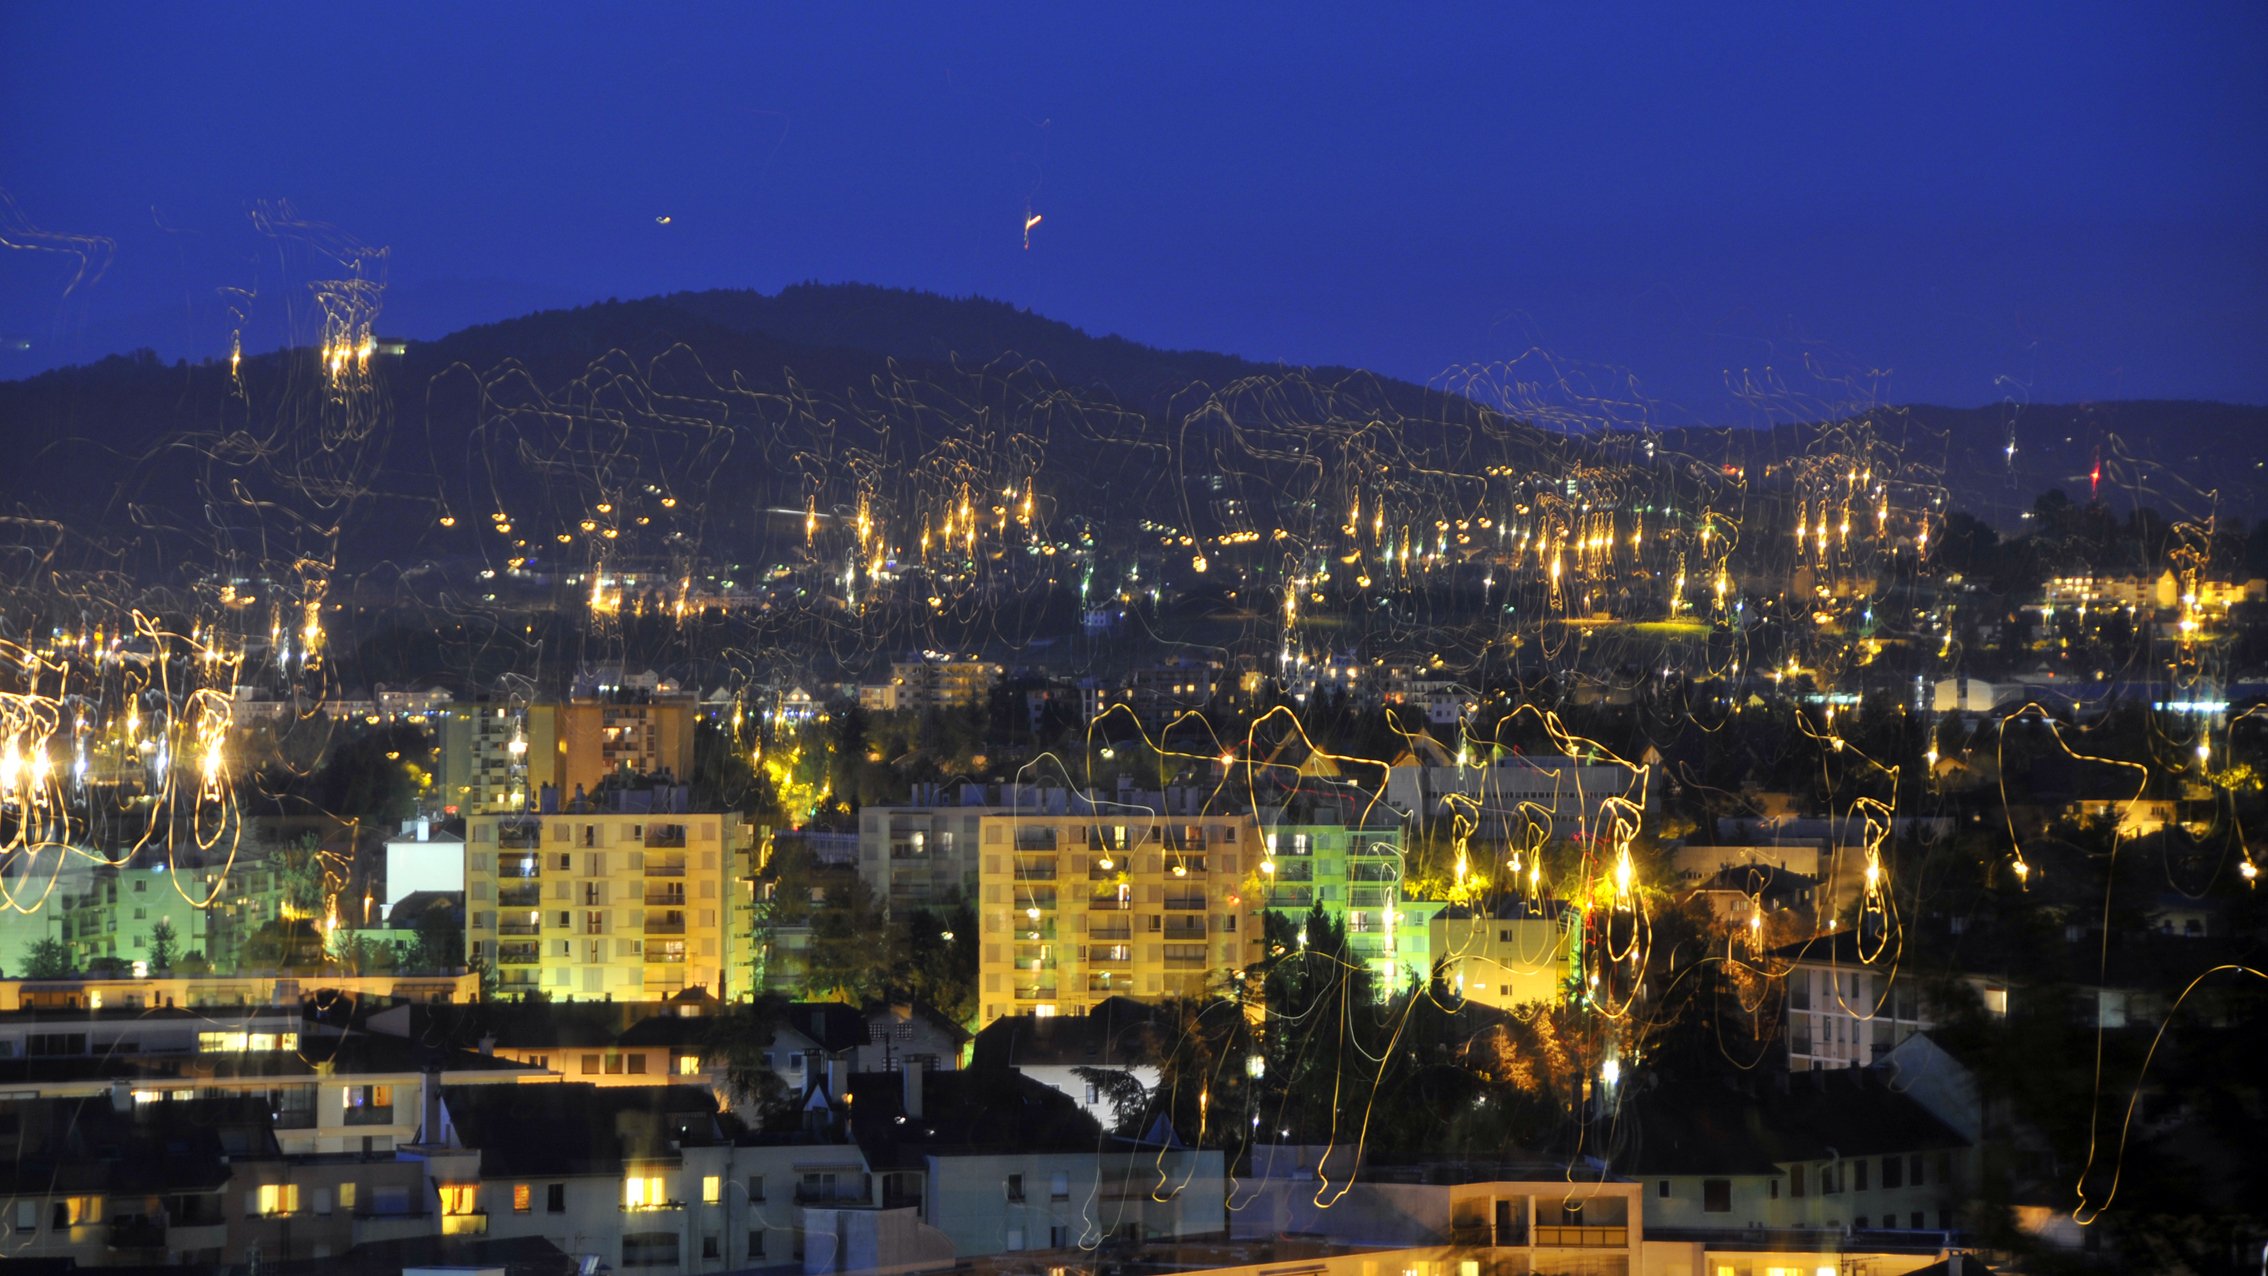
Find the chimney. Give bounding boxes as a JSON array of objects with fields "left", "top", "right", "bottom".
[
  {"left": 903, "top": 1062, "right": 924, "bottom": 1119},
  {"left": 110, "top": 1079, "right": 132, "bottom": 1114},
  {"left": 417, "top": 817, "right": 431, "bottom": 842},
  {"left": 477, "top": 1033, "right": 496, "bottom": 1057}
]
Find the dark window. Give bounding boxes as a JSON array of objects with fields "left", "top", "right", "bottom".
[
  {"left": 1936, "top": 1152, "right": 1952, "bottom": 1185},
  {"left": 1854, "top": 1159, "right": 1868, "bottom": 1191},
  {"left": 547, "top": 1184, "right": 566, "bottom": 1213},
  {"left": 1911, "top": 1211, "right": 1925, "bottom": 1230},
  {"left": 748, "top": 1175, "right": 764, "bottom": 1202},
  {"left": 622, "top": 1232, "right": 679, "bottom": 1268},
  {"left": 702, "top": 1235, "right": 720, "bottom": 1260},
  {"left": 1702, "top": 1179, "right": 1731, "bottom": 1213},
  {"left": 1791, "top": 1167, "right": 1805, "bottom": 1198},
  {"left": 1822, "top": 1165, "right": 1838, "bottom": 1195},
  {"left": 628, "top": 1053, "right": 647, "bottom": 1075},
  {"left": 1882, "top": 1155, "right": 1903, "bottom": 1190},
  {"left": 1657, "top": 1180, "right": 1670, "bottom": 1198},
  {"left": 748, "top": 1230, "right": 764, "bottom": 1258},
  {"left": 1910, "top": 1153, "right": 1925, "bottom": 1185},
  {"left": 1856, "top": 1215, "right": 1869, "bottom": 1230},
  {"left": 1769, "top": 1178, "right": 1779, "bottom": 1200},
  {"left": 1006, "top": 1174, "right": 1025, "bottom": 1202},
  {"left": 583, "top": 1054, "right": 601, "bottom": 1075}
]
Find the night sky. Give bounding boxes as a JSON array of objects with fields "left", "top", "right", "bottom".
[{"left": 3, "top": 3, "right": 2263, "bottom": 419}]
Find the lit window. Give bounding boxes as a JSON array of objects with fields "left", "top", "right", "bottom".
[
  {"left": 440, "top": 1185, "right": 478, "bottom": 1216},
  {"left": 257, "top": 1184, "right": 300, "bottom": 1216},
  {"left": 624, "top": 1175, "right": 668, "bottom": 1210},
  {"left": 513, "top": 1184, "right": 532, "bottom": 1213},
  {"left": 703, "top": 1175, "right": 721, "bottom": 1205},
  {"left": 678, "top": 1054, "right": 701, "bottom": 1076}
]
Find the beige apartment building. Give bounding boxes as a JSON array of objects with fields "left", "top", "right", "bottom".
[
  {"left": 465, "top": 805, "right": 757, "bottom": 1001},
  {"left": 438, "top": 694, "right": 698, "bottom": 816},
  {"left": 976, "top": 812, "right": 1263, "bottom": 1025}
]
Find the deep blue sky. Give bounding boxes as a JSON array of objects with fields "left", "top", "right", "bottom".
[{"left": 3, "top": 3, "right": 2263, "bottom": 419}]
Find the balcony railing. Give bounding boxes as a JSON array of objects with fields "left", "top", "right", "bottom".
[
  {"left": 645, "top": 948, "right": 688, "bottom": 964},
  {"left": 499, "top": 918, "right": 542, "bottom": 937},
  {"left": 645, "top": 917, "right": 686, "bottom": 936},
  {"left": 645, "top": 857, "right": 687, "bottom": 878},
  {"left": 1014, "top": 831, "right": 1059, "bottom": 852},
  {"left": 1088, "top": 948, "right": 1132, "bottom": 965},
  {"left": 108, "top": 1217, "right": 167, "bottom": 1249},
  {"left": 1089, "top": 896, "right": 1133, "bottom": 911},
  {"left": 501, "top": 855, "right": 542, "bottom": 879},
  {"left": 1450, "top": 1223, "right": 1528, "bottom": 1247},
  {"left": 499, "top": 886, "right": 542, "bottom": 909},
  {"left": 644, "top": 890, "right": 687, "bottom": 907},
  {"left": 1532, "top": 1225, "right": 1627, "bottom": 1248},
  {"left": 1014, "top": 984, "right": 1060, "bottom": 1000},
  {"left": 498, "top": 823, "right": 543, "bottom": 849},
  {"left": 1162, "top": 894, "right": 1207, "bottom": 911},
  {"left": 644, "top": 826, "right": 688, "bottom": 849},
  {"left": 1089, "top": 924, "right": 1133, "bottom": 942},
  {"left": 1161, "top": 918, "right": 1205, "bottom": 939},
  {"left": 1013, "top": 865, "right": 1058, "bottom": 881},
  {"left": 1162, "top": 947, "right": 1208, "bottom": 967},
  {"left": 498, "top": 944, "right": 541, "bottom": 965}
]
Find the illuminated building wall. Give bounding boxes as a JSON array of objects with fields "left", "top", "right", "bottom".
[
  {"left": 557, "top": 695, "right": 697, "bottom": 796},
  {"left": 975, "top": 812, "right": 1263, "bottom": 1026},
  {"left": 1254, "top": 817, "right": 1443, "bottom": 997},
  {"left": 437, "top": 702, "right": 560, "bottom": 815},
  {"left": 466, "top": 809, "right": 755, "bottom": 1001}
]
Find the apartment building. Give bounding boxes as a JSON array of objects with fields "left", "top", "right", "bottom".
[
  {"left": 975, "top": 811, "right": 1263, "bottom": 1025},
  {"left": 436, "top": 701, "right": 557, "bottom": 815},
  {"left": 439, "top": 693, "right": 697, "bottom": 816},
  {"left": 860, "top": 657, "right": 1002, "bottom": 713},
  {"left": 1253, "top": 809, "right": 1442, "bottom": 996},
  {"left": 856, "top": 804, "right": 998, "bottom": 913},
  {"left": 464, "top": 798, "right": 756, "bottom": 1001}
]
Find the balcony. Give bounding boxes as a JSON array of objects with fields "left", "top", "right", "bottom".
[
  {"left": 501, "top": 855, "right": 542, "bottom": 879},
  {"left": 499, "top": 918, "right": 542, "bottom": 937},
  {"left": 1089, "top": 923, "right": 1133, "bottom": 942},
  {"left": 166, "top": 1219, "right": 229, "bottom": 1251},
  {"left": 1088, "top": 946, "right": 1132, "bottom": 965},
  {"left": 645, "top": 947, "right": 688, "bottom": 964},
  {"left": 644, "top": 916, "right": 687, "bottom": 936},
  {"left": 108, "top": 1217, "right": 167, "bottom": 1250},
  {"left": 1161, "top": 918, "right": 1206, "bottom": 940},
  {"left": 1162, "top": 894, "right": 1207, "bottom": 911},
  {"left": 1013, "top": 830, "right": 1059, "bottom": 852},
  {"left": 499, "top": 886, "right": 542, "bottom": 910},
  {"left": 1161, "top": 828, "right": 1205, "bottom": 851},
  {"left": 1449, "top": 1223, "right": 1528, "bottom": 1247},
  {"left": 1014, "top": 984, "right": 1060, "bottom": 1000},
  {"left": 1088, "top": 895, "right": 1133, "bottom": 911},
  {"left": 498, "top": 943, "right": 541, "bottom": 965},
  {"left": 644, "top": 889, "right": 687, "bottom": 906},
  {"left": 440, "top": 1210, "right": 489, "bottom": 1237},
  {"left": 794, "top": 1180, "right": 872, "bottom": 1206},
  {"left": 1013, "top": 863, "right": 1059, "bottom": 881},
  {"left": 1532, "top": 1225, "right": 1628, "bottom": 1248},
  {"left": 644, "top": 825, "right": 688, "bottom": 849},
  {"left": 1162, "top": 945, "right": 1208, "bottom": 968},
  {"left": 645, "top": 856, "right": 687, "bottom": 878},
  {"left": 1087, "top": 975, "right": 1127, "bottom": 993},
  {"left": 498, "top": 824, "right": 543, "bottom": 850}
]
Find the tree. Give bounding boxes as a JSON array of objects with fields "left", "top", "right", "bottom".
[
  {"left": 894, "top": 904, "right": 977, "bottom": 1025},
  {"left": 148, "top": 918, "right": 179, "bottom": 973},
  {"left": 704, "top": 1000, "right": 792, "bottom": 1125},
  {"left": 23, "top": 937, "right": 73, "bottom": 979}
]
